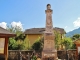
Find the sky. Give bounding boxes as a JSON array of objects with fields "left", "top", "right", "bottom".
[{"left": 0, "top": 0, "right": 80, "bottom": 32}]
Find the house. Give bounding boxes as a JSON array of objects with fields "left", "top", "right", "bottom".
[{"left": 24, "top": 27, "right": 66, "bottom": 46}]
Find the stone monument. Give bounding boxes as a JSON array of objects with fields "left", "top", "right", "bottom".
[{"left": 42, "top": 4, "right": 58, "bottom": 60}]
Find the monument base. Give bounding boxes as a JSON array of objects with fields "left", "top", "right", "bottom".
[{"left": 42, "top": 50, "right": 58, "bottom": 60}]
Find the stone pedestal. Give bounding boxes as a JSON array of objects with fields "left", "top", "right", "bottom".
[{"left": 42, "top": 50, "right": 58, "bottom": 60}]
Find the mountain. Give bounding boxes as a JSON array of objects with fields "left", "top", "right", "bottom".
[{"left": 66, "top": 27, "right": 80, "bottom": 37}]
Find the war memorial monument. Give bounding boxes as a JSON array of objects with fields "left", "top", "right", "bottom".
[{"left": 42, "top": 4, "right": 58, "bottom": 60}]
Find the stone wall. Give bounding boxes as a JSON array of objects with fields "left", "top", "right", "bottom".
[
  {"left": 8, "top": 49, "right": 77, "bottom": 60},
  {"left": 57, "top": 49, "right": 77, "bottom": 60},
  {"left": 57, "top": 50, "right": 66, "bottom": 59},
  {"left": 67, "top": 49, "right": 77, "bottom": 60},
  {"left": 8, "top": 50, "right": 33, "bottom": 60}
]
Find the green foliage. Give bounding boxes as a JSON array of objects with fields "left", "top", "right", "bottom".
[
  {"left": 8, "top": 38, "right": 25, "bottom": 50},
  {"left": 15, "top": 34, "right": 26, "bottom": 41},
  {"left": 32, "top": 41, "right": 42, "bottom": 51},
  {"left": 32, "top": 55, "right": 37, "bottom": 60},
  {"left": 8, "top": 38, "right": 16, "bottom": 50},
  {"left": 23, "top": 35, "right": 31, "bottom": 50},
  {"left": 7, "top": 25, "right": 27, "bottom": 50},
  {"left": 70, "top": 34, "right": 80, "bottom": 49},
  {"left": 71, "top": 44, "right": 76, "bottom": 49},
  {"left": 32, "top": 37, "right": 42, "bottom": 51},
  {"left": 71, "top": 34, "right": 80, "bottom": 40},
  {"left": 54, "top": 30, "right": 77, "bottom": 50},
  {"left": 54, "top": 31, "right": 62, "bottom": 48},
  {"left": 62, "top": 37, "right": 73, "bottom": 49}
]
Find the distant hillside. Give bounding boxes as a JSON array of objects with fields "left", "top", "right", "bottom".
[{"left": 66, "top": 27, "right": 80, "bottom": 37}]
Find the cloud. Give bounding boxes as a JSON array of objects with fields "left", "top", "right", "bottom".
[
  {"left": 73, "top": 17, "right": 80, "bottom": 27},
  {"left": 0, "top": 22, "right": 7, "bottom": 29},
  {"left": 11, "top": 21, "right": 23, "bottom": 30}
]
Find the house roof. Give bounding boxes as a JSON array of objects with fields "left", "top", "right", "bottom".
[
  {"left": 24, "top": 27, "right": 66, "bottom": 34},
  {"left": 0, "top": 27, "right": 16, "bottom": 37}
]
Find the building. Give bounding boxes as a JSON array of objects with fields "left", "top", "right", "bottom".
[
  {"left": 0, "top": 27, "right": 15, "bottom": 60},
  {"left": 24, "top": 27, "right": 66, "bottom": 46}
]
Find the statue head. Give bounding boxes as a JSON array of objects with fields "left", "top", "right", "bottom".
[{"left": 47, "top": 4, "right": 51, "bottom": 9}]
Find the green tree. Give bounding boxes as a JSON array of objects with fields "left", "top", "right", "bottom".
[
  {"left": 54, "top": 31, "right": 63, "bottom": 49},
  {"left": 32, "top": 37, "right": 42, "bottom": 52},
  {"left": 7, "top": 25, "right": 26, "bottom": 50},
  {"left": 8, "top": 38, "right": 17, "bottom": 50},
  {"left": 15, "top": 40, "right": 25, "bottom": 50},
  {"left": 71, "top": 34, "right": 80, "bottom": 40},
  {"left": 71, "top": 43, "right": 76, "bottom": 49},
  {"left": 62, "top": 37, "right": 73, "bottom": 50},
  {"left": 70, "top": 34, "right": 80, "bottom": 49},
  {"left": 8, "top": 37, "right": 25, "bottom": 50}
]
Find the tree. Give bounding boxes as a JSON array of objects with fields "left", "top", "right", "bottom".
[
  {"left": 70, "top": 34, "right": 80, "bottom": 49},
  {"left": 71, "top": 34, "right": 80, "bottom": 40},
  {"left": 8, "top": 38, "right": 17, "bottom": 50},
  {"left": 8, "top": 37, "right": 25, "bottom": 50},
  {"left": 62, "top": 37, "right": 73, "bottom": 50},
  {"left": 32, "top": 37, "right": 42, "bottom": 52},
  {"left": 15, "top": 34, "right": 26, "bottom": 41},
  {"left": 54, "top": 31, "right": 63, "bottom": 49},
  {"left": 7, "top": 25, "right": 26, "bottom": 50}
]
